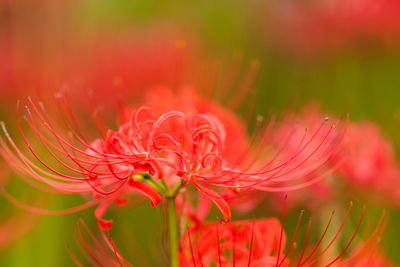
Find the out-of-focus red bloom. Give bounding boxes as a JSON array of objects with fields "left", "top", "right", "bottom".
[
  {"left": 269, "top": 104, "right": 400, "bottom": 210},
  {"left": 81, "top": 30, "right": 196, "bottom": 104},
  {"left": 0, "top": 23, "right": 197, "bottom": 109},
  {"left": 256, "top": 0, "right": 400, "bottom": 57},
  {"left": 339, "top": 121, "right": 399, "bottom": 190}
]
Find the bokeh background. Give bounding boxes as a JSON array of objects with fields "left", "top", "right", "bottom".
[{"left": 1, "top": 0, "right": 400, "bottom": 266}]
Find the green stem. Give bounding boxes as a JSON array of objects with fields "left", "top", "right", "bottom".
[{"left": 167, "top": 197, "right": 179, "bottom": 267}]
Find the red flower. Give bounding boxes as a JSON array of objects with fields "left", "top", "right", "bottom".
[
  {"left": 0, "top": 88, "right": 346, "bottom": 225},
  {"left": 339, "top": 121, "right": 399, "bottom": 189},
  {"left": 180, "top": 202, "right": 387, "bottom": 267},
  {"left": 0, "top": 23, "right": 197, "bottom": 109},
  {"left": 256, "top": 0, "right": 400, "bottom": 57},
  {"left": 180, "top": 219, "right": 284, "bottom": 267},
  {"left": 267, "top": 105, "right": 400, "bottom": 210}
]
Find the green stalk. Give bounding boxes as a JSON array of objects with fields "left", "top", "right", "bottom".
[{"left": 167, "top": 197, "right": 179, "bottom": 267}]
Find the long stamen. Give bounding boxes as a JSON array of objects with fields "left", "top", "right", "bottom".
[
  {"left": 297, "top": 217, "right": 312, "bottom": 266},
  {"left": 300, "top": 210, "right": 335, "bottom": 265},
  {"left": 247, "top": 220, "right": 255, "bottom": 267},
  {"left": 305, "top": 202, "right": 354, "bottom": 266},
  {"left": 276, "top": 195, "right": 287, "bottom": 266},
  {"left": 325, "top": 206, "right": 366, "bottom": 267},
  {"left": 0, "top": 187, "right": 99, "bottom": 215},
  {"left": 77, "top": 222, "right": 105, "bottom": 267},
  {"left": 279, "top": 210, "right": 304, "bottom": 266},
  {"left": 188, "top": 228, "right": 197, "bottom": 267},
  {"left": 67, "top": 244, "right": 85, "bottom": 267},
  {"left": 216, "top": 221, "right": 222, "bottom": 267},
  {"left": 232, "top": 225, "right": 236, "bottom": 267}
]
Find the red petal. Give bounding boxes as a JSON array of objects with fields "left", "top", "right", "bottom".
[
  {"left": 98, "top": 218, "right": 113, "bottom": 231},
  {"left": 95, "top": 199, "right": 114, "bottom": 231},
  {"left": 194, "top": 182, "right": 231, "bottom": 223},
  {"left": 197, "top": 193, "right": 212, "bottom": 221},
  {"left": 129, "top": 180, "right": 162, "bottom": 207}
]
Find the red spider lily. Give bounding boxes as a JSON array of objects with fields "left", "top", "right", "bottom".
[
  {"left": 99, "top": 87, "right": 346, "bottom": 222},
  {"left": 0, "top": 88, "right": 346, "bottom": 226},
  {"left": 339, "top": 121, "right": 400, "bottom": 192},
  {"left": 269, "top": 105, "right": 400, "bottom": 210},
  {"left": 256, "top": 0, "right": 400, "bottom": 57},
  {"left": 179, "top": 202, "right": 387, "bottom": 267},
  {"left": 180, "top": 219, "right": 284, "bottom": 267},
  {"left": 0, "top": 103, "right": 161, "bottom": 230}
]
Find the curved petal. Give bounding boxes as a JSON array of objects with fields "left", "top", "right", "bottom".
[
  {"left": 129, "top": 179, "right": 162, "bottom": 207},
  {"left": 95, "top": 198, "right": 114, "bottom": 231},
  {"left": 194, "top": 182, "right": 231, "bottom": 223}
]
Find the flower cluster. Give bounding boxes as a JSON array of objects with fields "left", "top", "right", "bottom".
[
  {"left": 0, "top": 86, "right": 397, "bottom": 266},
  {"left": 2, "top": 1, "right": 400, "bottom": 266}
]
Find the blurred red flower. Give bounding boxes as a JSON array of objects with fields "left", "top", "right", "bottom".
[{"left": 256, "top": 0, "right": 400, "bottom": 57}]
